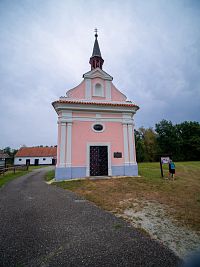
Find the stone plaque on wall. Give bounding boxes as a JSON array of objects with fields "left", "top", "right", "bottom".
[{"left": 114, "top": 152, "right": 122, "bottom": 158}]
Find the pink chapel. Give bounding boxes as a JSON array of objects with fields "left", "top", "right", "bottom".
[{"left": 52, "top": 31, "right": 139, "bottom": 180}]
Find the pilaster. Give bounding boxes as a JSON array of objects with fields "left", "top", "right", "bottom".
[
  {"left": 56, "top": 121, "right": 61, "bottom": 167},
  {"left": 123, "top": 123, "right": 129, "bottom": 164},
  {"left": 105, "top": 80, "right": 111, "bottom": 100},
  {"left": 59, "top": 122, "right": 67, "bottom": 167},
  {"left": 85, "top": 78, "right": 91, "bottom": 99},
  {"left": 132, "top": 123, "right": 137, "bottom": 162},
  {"left": 66, "top": 122, "right": 72, "bottom": 167},
  {"left": 128, "top": 123, "right": 135, "bottom": 164}
]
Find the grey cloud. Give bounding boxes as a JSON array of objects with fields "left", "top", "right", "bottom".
[{"left": 0, "top": 0, "right": 200, "bottom": 148}]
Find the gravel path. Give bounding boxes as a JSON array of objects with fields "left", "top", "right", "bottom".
[
  {"left": 118, "top": 199, "right": 200, "bottom": 258},
  {"left": 0, "top": 168, "right": 181, "bottom": 266}
]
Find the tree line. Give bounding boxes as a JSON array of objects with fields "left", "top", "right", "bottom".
[{"left": 135, "top": 120, "right": 200, "bottom": 162}]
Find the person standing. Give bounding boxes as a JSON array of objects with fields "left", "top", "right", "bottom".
[{"left": 169, "top": 160, "right": 176, "bottom": 179}]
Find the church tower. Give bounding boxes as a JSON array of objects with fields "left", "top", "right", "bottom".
[
  {"left": 52, "top": 31, "right": 139, "bottom": 180},
  {"left": 89, "top": 29, "right": 104, "bottom": 70}
]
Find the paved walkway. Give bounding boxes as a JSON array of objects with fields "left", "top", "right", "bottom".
[{"left": 0, "top": 168, "right": 181, "bottom": 266}]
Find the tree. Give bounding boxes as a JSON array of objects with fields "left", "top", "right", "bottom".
[
  {"left": 3, "top": 147, "right": 11, "bottom": 156},
  {"left": 142, "top": 127, "right": 158, "bottom": 162},
  {"left": 155, "top": 120, "right": 200, "bottom": 161},
  {"left": 155, "top": 120, "right": 180, "bottom": 160},
  {"left": 135, "top": 127, "right": 158, "bottom": 162},
  {"left": 2, "top": 147, "right": 18, "bottom": 165},
  {"left": 135, "top": 129, "right": 145, "bottom": 162},
  {"left": 177, "top": 121, "right": 200, "bottom": 160}
]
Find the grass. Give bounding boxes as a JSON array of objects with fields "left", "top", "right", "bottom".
[
  {"left": 0, "top": 166, "right": 47, "bottom": 188},
  {"left": 52, "top": 161, "right": 200, "bottom": 231},
  {"left": 44, "top": 170, "right": 55, "bottom": 181}
]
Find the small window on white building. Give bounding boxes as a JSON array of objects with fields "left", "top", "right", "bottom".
[
  {"left": 93, "top": 83, "right": 104, "bottom": 97},
  {"left": 19, "top": 159, "right": 22, "bottom": 161},
  {"left": 43, "top": 158, "right": 46, "bottom": 160}
]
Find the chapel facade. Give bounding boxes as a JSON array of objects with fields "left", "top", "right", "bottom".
[{"left": 52, "top": 32, "right": 139, "bottom": 180}]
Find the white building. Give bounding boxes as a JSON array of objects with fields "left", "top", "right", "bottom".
[
  {"left": 0, "top": 150, "right": 10, "bottom": 169},
  {"left": 14, "top": 147, "right": 57, "bottom": 166}
]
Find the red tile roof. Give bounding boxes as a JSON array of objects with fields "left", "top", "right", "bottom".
[
  {"left": 15, "top": 147, "right": 57, "bottom": 157},
  {"left": 52, "top": 100, "right": 139, "bottom": 109}
]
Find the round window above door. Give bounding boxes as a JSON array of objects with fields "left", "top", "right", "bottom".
[{"left": 92, "top": 123, "right": 104, "bottom": 132}]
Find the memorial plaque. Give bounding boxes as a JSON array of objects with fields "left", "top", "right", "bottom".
[{"left": 114, "top": 152, "right": 122, "bottom": 158}]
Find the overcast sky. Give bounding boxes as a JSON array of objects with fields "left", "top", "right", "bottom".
[{"left": 0, "top": 0, "right": 200, "bottom": 149}]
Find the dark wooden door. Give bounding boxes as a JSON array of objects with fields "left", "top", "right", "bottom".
[
  {"left": 90, "top": 146, "right": 108, "bottom": 176},
  {"left": 34, "top": 159, "right": 39, "bottom": 166},
  {"left": 52, "top": 159, "right": 56, "bottom": 165},
  {"left": 26, "top": 159, "right": 30, "bottom": 166}
]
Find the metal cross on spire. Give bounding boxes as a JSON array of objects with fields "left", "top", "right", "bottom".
[{"left": 94, "top": 28, "right": 98, "bottom": 38}]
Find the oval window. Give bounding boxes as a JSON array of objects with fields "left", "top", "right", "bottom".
[{"left": 93, "top": 124, "right": 103, "bottom": 131}]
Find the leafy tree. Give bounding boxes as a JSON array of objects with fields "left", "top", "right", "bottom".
[
  {"left": 155, "top": 120, "right": 180, "bottom": 160},
  {"left": 3, "top": 147, "right": 11, "bottom": 156},
  {"left": 135, "top": 129, "right": 145, "bottom": 162},
  {"left": 155, "top": 120, "right": 200, "bottom": 161},
  {"left": 135, "top": 127, "right": 158, "bottom": 162},
  {"left": 2, "top": 147, "right": 18, "bottom": 165},
  {"left": 143, "top": 127, "right": 158, "bottom": 162},
  {"left": 3, "top": 147, "right": 18, "bottom": 158},
  {"left": 177, "top": 121, "right": 200, "bottom": 160}
]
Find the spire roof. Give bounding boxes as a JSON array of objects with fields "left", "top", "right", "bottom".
[
  {"left": 92, "top": 33, "right": 102, "bottom": 57},
  {"left": 89, "top": 29, "right": 104, "bottom": 70}
]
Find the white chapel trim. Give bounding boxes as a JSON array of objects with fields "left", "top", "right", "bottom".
[{"left": 59, "top": 122, "right": 67, "bottom": 167}]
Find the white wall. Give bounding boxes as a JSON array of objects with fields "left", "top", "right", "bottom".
[
  {"left": 14, "top": 157, "right": 55, "bottom": 165},
  {"left": 0, "top": 159, "right": 5, "bottom": 168}
]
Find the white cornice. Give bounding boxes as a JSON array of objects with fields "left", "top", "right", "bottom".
[
  {"left": 59, "top": 97, "right": 132, "bottom": 104},
  {"left": 53, "top": 102, "right": 138, "bottom": 114},
  {"left": 83, "top": 68, "right": 113, "bottom": 81}
]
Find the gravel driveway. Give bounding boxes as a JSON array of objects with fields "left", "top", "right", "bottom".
[{"left": 0, "top": 167, "right": 181, "bottom": 266}]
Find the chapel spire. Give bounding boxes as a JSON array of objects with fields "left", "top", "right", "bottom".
[{"left": 89, "top": 29, "right": 104, "bottom": 70}]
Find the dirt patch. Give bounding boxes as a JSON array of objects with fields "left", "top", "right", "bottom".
[{"left": 117, "top": 199, "right": 200, "bottom": 258}]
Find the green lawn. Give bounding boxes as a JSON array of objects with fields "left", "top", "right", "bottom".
[
  {"left": 44, "top": 170, "right": 55, "bottom": 181},
  {"left": 0, "top": 166, "right": 47, "bottom": 188},
  {"left": 52, "top": 161, "right": 200, "bottom": 231}
]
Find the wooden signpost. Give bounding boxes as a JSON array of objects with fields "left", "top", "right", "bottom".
[{"left": 159, "top": 154, "right": 172, "bottom": 178}]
